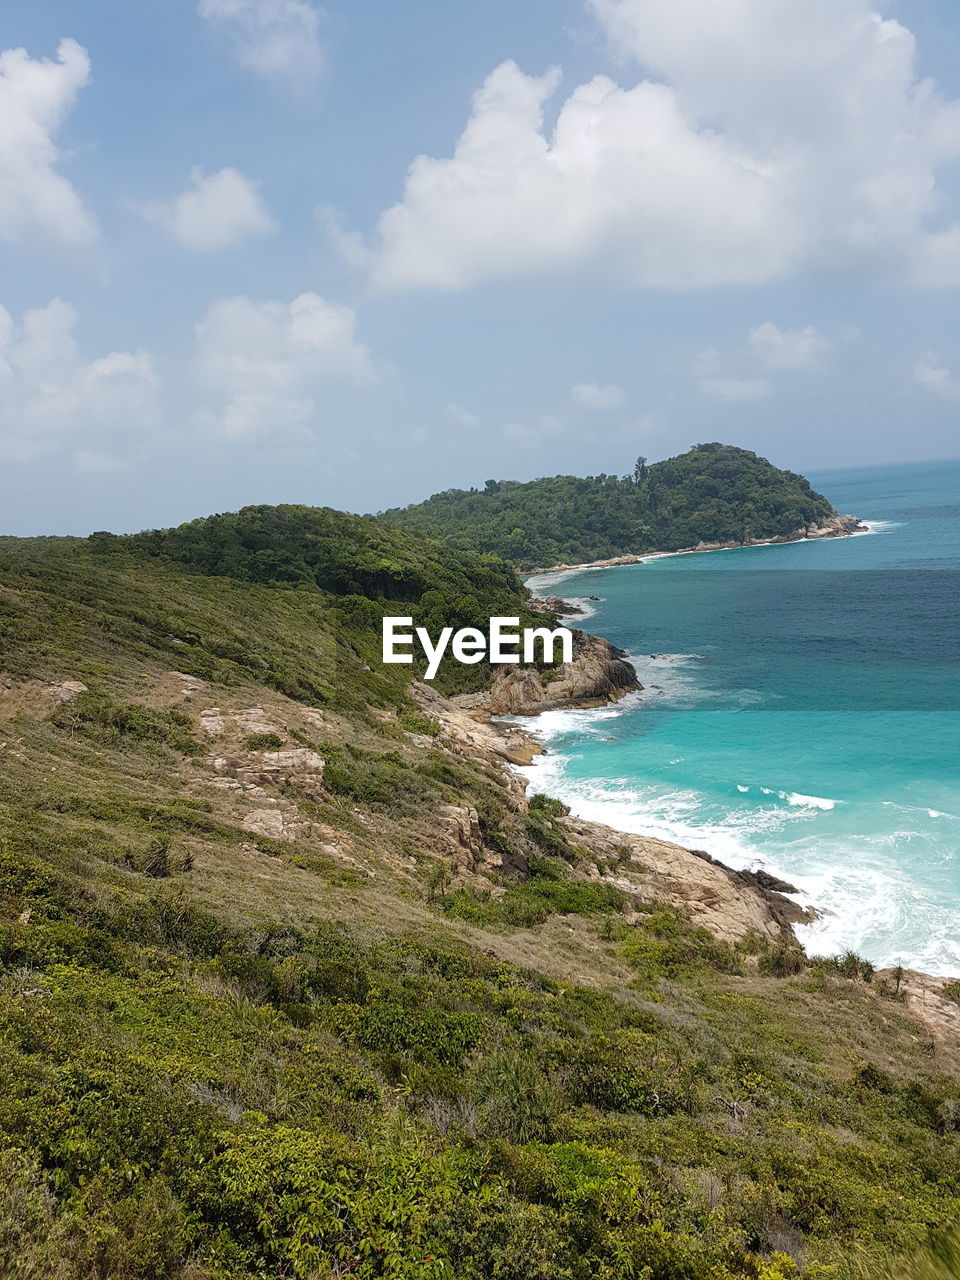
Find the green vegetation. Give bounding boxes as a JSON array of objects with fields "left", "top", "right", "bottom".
[
  {"left": 52, "top": 691, "right": 205, "bottom": 757},
  {"left": 380, "top": 443, "right": 837, "bottom": 569},
  {"left": 98, "top": 501, "right": 524, "bottom": 609},
  {"left": 1, "top": 794, "right": 958, "bottom": 1278},
  {"left": 0, "top": 505, "right": 550, "bottom": 702},
  {"left": 0, "top": 511, "right": 957, "bottom": 1278}
]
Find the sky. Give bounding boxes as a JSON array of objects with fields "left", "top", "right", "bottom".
[{"left": 2, "top": 0, "right": 960, "bottom": 535}]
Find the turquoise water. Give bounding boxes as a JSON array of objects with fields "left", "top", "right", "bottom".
[{"left": 522, "top": 459, "right": 960, "bottom": 974}]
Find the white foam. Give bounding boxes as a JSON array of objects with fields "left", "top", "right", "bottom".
[
  {"left": 854, "top": 519, "right": 904, "bottom": 537},
  {"left": 883, "top": 800, "right": 959, "bottom": 822},
  {"left": 562, "top": 596, "right": 599, "bottom": 621},
  {"left": 512, "top": 731, "right": 960, "bottom": 975},
  {"left": 783, "top": 792, "right": 837, "bottom": 811}
]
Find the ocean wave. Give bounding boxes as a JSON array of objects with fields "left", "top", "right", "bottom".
[
  {"left": 783, "top": 792, "right": 837, "bottom": 811},
  {"left": 515, "top": 745, "right": 960, "bottom": 974},
  {"left": 855, "top": 519, "right": 904, "bottom": 536},
  {"left": 562, "top": 596, "right": 599, "bottom": 621},
  {"left": 881, "top": 800, "right": 959, "bottom": 823}
]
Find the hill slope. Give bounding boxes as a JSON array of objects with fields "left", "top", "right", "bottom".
[
  {"left": 0, "top": 516, "right": 958, "bottom": 1279},
  {"left": 18, "top": 504, "right": 544, "bottom": 702},
  {"left": 380, "top": 443, "right": 843, "bottom": 569}
]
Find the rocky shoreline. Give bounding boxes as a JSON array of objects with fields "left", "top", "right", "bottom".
[
  {"left": 415, "top": 679, "right": 960, "bottom": 1046},
  {"left": 412, "top": 592, "right": 959, "bottom": 1046},
  {"left": 414, "top": 680, "right": 808, "bottom": 945},
  {"left": 450, "top": 630, "right": 642, "bottom": 717},
  {"left": 523, "top": 513, "right": 867, "bottom": 577}
]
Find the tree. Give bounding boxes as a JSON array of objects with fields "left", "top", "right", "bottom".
[{"left": 633, "top": 456, "right": 647, "bottom": 485}]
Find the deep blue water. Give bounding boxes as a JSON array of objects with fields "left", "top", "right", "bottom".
[{"left": 522, "top": 459, "right": 960, "bottom": 974}]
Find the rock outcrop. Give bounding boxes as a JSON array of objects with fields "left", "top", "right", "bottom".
[
  {"left": 413, "top": 682, "right": 542, "bottom": 775},
  {"left": 453, "top": 631, "right": 642, "bottom": 718},
  {"left": 564, "top": 818, "right": 807, "bottom": 943},
  {"left": 804, "top": 513, "right": 866, "bottom": 539},
  {"left": 0, "top": 675, "right": 88, "bottom": 723},
  {"left": 689, "top": 513, "right": 866, "bottom": 553},
  {"left": 874, "top": 969, "right": 960, "bottom": 1050},
  {"left": 530, "top": 595, "right": 585, "bottom": 616}
]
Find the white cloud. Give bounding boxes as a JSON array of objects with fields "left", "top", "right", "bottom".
[
  {"left": 572, "top": 381, "right": 625, "bottom": 411},
  {"left": 502, "top": 413, "right": 565, "bottom": 448},
  {"left": 368, "top": 1, "right": 960, "bottom": 290},
  {"left": 698, "top": 376, "right": 771, "bottom": 403},
  {"left": 914, "top": 351, "right": 960, "bottom": 401},
  {"left": 199, "top": 0, "right": 325, "bottom": 90},
  {"left": 0, "top": 39, "right": 96, "bottom": 245},
  {"left": 0, "top": 299, "right": 159, "bottom": 464},
  {"left": 74, "top": 449, "right": 130, "bottom": 475},
  {"left": 194, "top": 293, "right": 377, "bottom": 440},
  {"left": 140, "top": 167, "right": 276, "bottom": 251},
  {"left": 446, "top": 402, "right": 481, "bottom": 428},
  {"left": 749, "top": 322, "right": 832, "bottom": 372},
  {"left": 317, "top": 206, "right": 373, "bottom": 270}
]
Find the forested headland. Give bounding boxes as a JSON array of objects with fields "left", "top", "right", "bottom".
[{"left": 380, "top": 443, "right": 838, "bottom": 569}]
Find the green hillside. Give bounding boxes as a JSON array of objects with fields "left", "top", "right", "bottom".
[
  {"left": 379, "top": 443, "right": 837, "bottom": 569},
  {"left": 2, "top": 505, "right": 542, "bottom": 703},
  {"left": 0, "top": 515, "right": 958, "bottom": 1279}
]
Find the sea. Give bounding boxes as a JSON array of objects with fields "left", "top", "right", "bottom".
[{"left": 520, "top": 458, "right": 960, "bottom": 975}]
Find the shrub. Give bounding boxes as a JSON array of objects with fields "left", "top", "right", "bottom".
[
  {"left": 52, "top": 692, "right": 203, "bottom": 756},
  {"left": 114, "top": 893, "right": 229, "bottom": 958},
  {"left": 811, "top": 950, "right": 875, "bottom": 983},
  {"left": 323, "top": 745, "right": 441, "bottom": 811},
  {"left": 398, "top": 710, "right": 441, "bottom": 737},
  {"left": 0, "top": 844, "right": 71, "bottom": 922},
  {"left": 844, "top": 1225, "right": 960, "bottom": 1279},
  {"left": 621, "top": 906, "right": 742, "bottom": 981},
  {"left": 528, "top": 794, "right": 570, "bottom": 819},
  {"left": 757, "top": 943, "right": 806, "bottom": 978},
  {"left": 351, "top": 1001, "right": 484, "bottom": 1068},
  {"left": 470, "top": 1046, "right": 562, "bottom": 1142}
]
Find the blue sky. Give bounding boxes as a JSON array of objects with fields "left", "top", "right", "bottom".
[{"left": 2, "top": 0, "right": 960, "bottom": 534}]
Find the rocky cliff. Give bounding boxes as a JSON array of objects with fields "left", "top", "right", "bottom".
[{"left": 452, "top": 630, "right": 641, "bottom": 717}]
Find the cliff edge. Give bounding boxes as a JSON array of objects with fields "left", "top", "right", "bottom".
[{"left": 451, "top": 630, "right": 642, "bottom": 717}]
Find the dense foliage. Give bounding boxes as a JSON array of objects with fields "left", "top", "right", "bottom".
[
  {"left": 97, "top": 504, "right": 524, "bottom": 608},
  {"left": 0, "top": 507, "right": 548, "bottom": 700},
  {"left": 380, "top": 444, "right": 837, "bottom": 569},
  {"left": 0, "top": 802, "right": 958, "bottom": 1279}
]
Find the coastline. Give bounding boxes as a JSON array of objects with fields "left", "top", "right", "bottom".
[
  {"left": 415, "top": 681, "right": 809, "bottom": 944},
  {"left": 418, "top": 679, "right": 960, "bottom": 1045},
  {"left": 501, "top": 701, "right": 960, "bottom": 1044},
  {"left": 522, "top": 514, "right": 869, "bottom": 579}
]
